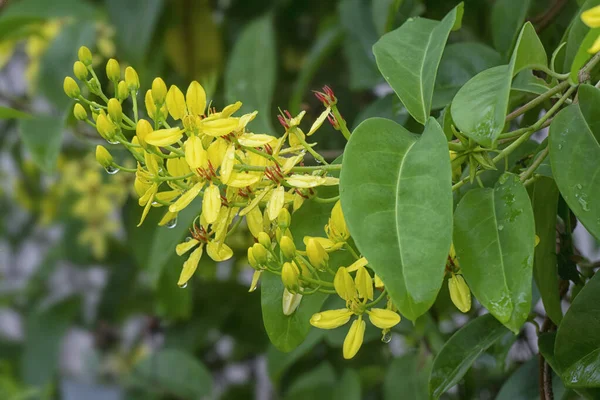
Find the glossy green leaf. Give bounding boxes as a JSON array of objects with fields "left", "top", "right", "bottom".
[
  {"left": 340, "top": 117, "right": 452, "bottom": 321},
  {"left": 0, "top": 107, "right": 31, "bottom": 119},
  {"left": 555, "top": 272, "right": 600, "bottom": 387},
  {"left": 496, "top": 357, "right": 567, "bottom": 400},
  {"left": 549, "top": 84, "right": 600, "bottom": 241},
  {"left": 569, "top": 27, "right": 600, "bottom": 83},
  {"left": 429, "top": 314, "right": 509, "bottom": 399},
  {"left": 373, "top": 3, "right": 463, "bottom": 124},
  {"left": 453, "top": 173, "right": 535, "bottom": 333},
  {"left": 225, "top": 15, "right": 275, "bottom": 134},
  {"left": 132, "top": 349, "right": 212, "bottom": 398},
  {"left": 491, "top": 0, "right": 531, "bottom": 58},
  {"left": 531, "top": 177, "right": 562, "bottom": 324},
  {"left": 19, "top": 115, "right": 63, "bottom": 172},
  {"left": 385, "top": 353, "right": 431, "bottom": 400}
]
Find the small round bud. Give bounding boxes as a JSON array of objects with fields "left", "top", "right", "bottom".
[
  {"left": 248, "top": 247, "right": 259, "bottom": 270},
  {"left": 73, "top": 61, "right": 88, "bottom": 80},
  {"left": 95, "top": 145, "right": 113, "bottom": 168},
  {"left": 252, "top": 243, "right": 268, "bottom": 266},
  {"left": 135, "top": 119, "right": 153, "bottom": 147},
  {"left": 125, "top": 66, "right": 140, "bottom": 91},
  {"left": 106, "top": 58, "right": 120, "bottom": 81},
  {"left": 73, "top": 103, "right": 87, "bottom": 121},
  {"left": 281, "top": 262, "right": 300, "bottom": 293},
  {"left": 107, "top": 98, "right": 122, "bottom": 123},
  {"left": 78, "top": 46, "right": 92, "bottom": 66},
  {"left": 257, "top": 232, "right": 271, "bottom": 249},
  {"left": 63, "top": 77, "right": 80, "bottom": 98},
  {"left": 278, "top": 208, "right": 292, "bottom": 230},
  {"left": 151, "top": 77, "right": 167, "bottom": 105},
  {"left": 116, "top": 80, "right": 129, "bottom": 100},
  {"left": 96, "top": 114, "right": 116, "bottom": 141},
  {"left": 306, "top": 238, "right": 329, "bottom": 271},
  {"left": 280, "top": 236, "right": 296, "bottom": 259}
]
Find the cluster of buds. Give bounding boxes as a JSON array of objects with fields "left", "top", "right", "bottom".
[{"left": 446, "top": 244, "right": 472, "bottom": 313}]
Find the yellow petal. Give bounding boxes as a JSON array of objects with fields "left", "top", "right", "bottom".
[
  {"left": 355, "top": 266, "right": 374, "bottom": 301},
  {"left": 285, "top": 174, "right": 327, "bottom": 188},
  {"left": 367, "top": 308, "right": 401, "bottom": 329},
  {"left": 176, "top": 239, "right": 200, "bottom": 255},
  {"left": 374, "top": 274, "right": 384, "bottom": 289},
  {"left": 226, "top": 172, "right": 261, "bottom": 188},
  {"left": 169, "top": 182, "right": 204, "bottom": 212},
  {"left": 237, "top": 133, "right": 276, "bottom": 147},
  {"left": 200, "top": 118, "right": 240, "bottom": 137},
  {"left": 245, "top": 204, "right": 264, "bottom": 238},
  {"left": 343, "top": 318, "right": 365, "bottom": 359},
  {"left": 239, "top": 188, "right": 271, "bottom": 216},
  {"left": 307, "top": 107, "right": 330, "bottom": 136},
  {"left": 282, "top": 288, "right": 303, "bottom": 316},
  {"left": 249, "top": 270, "right": 262, "bottom": 292},
  {"left": 310, "top": 308, "right": 353, "bottom": 329},
  {"left": 303, "top": 236, "right": 339, "bottom": 252},
  {"left": 155, "top": 190, "right": 180, "bottom": 203},
  {"left": 166, "top": 85, "right": 186, "bottom": 120},
  {"left": 145, "top": 128, "right": 183, "bottom": 147},
  {"left": 136, "top": 119, "right": 153, "bottom": 147},
  {"left": 184, "top": 135, "right": 208, "bottom": 170},
  {"left": 346, "top": 257, "right": 368, "bottom": 272},
  {"left": 206, "top": 241, "right": 233, "bottom": 261},
  {"left": 145, "top": 90, "right": 157, "bottom": 120},
  {"left": 178, "top": 245, "right": 203, "bottom": 286},
  {"left": 202, "top": 183, "right": 222, "bottom": 224},
  {"left": 207, "top": 138, "right": 229, "bottom": 168},
  {"left": 220, "top": 144, "right": 236, "bottom": 184},
  {"left": 238, "top": 111, "right": 257, "bottom": 129},
  {"left": 582, "top": 5, "right": 600, "bottom": 28},
  {"left": 267, "top": 185, "right": 285, "bottom": 221},
  {"left": 186, "top": 81, "right": 206, "bottom": 115},
  {"left": 166, "top": 157, "right": 191, "bottom": 177},
  {"left": 334, "top": 267, "right": 357, "bottom": 301}
]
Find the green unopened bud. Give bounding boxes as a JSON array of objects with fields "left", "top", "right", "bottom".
[
  {"left": 281, "top": 262, "right": 300, "bottom": 293},
  {"left": 280, "top": 235, "right": 296, "bottom": 259},
  {"left": 73, "top": 103, "right": 87, "bottom": 121},
  {"left": 78, "top": 46, "right": 92, "bottom": 66},
  {"left": 278, "top": 208, "right": 291, "bottom": 230},
  {"left": 73, "top": 61, "right": 88, "bottom": 80},
  {"left": 252, "top": 243, "right": 268, "bottom": 265},
  {"left": 151, "top": 77, "right": 167, "bottom": 105},
  {"left": 107, "top": 98, "right": 122, "bottom": 123},
  {"left": 125, "top": 66, "right": 139, "bottom": 91},
  {"left": 116, "top": 80, "right": 129, "bottom": 100},
  {"left": 95, "top": 145, "right": 113, "bottom": 168},
  {"left": 106, "top": 58, "right": 120, "bottom": 81},
  {"left": 63, "top": 77, "right": 80, "bottom": 98},
  {"left": 307, "top": 238, "right": 329, "bottom": 270},
  {"left": 87, "top": 77, "right": 101, "bottom": 95},
  {"left": 257, "top": 232, "right": 271, "bottom": 249}
]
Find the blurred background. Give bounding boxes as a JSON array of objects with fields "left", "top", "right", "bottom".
[{"left": 0, "top": 0, "right": 599, "bottom": 399}]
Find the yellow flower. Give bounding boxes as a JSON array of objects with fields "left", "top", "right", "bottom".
[
  {"left": 582, "top": 5, "right": 600, "bottom": 53},
  {"left": 448, "top": 273, "right": 471, "bottom": 313},
  {"left": 169, "top": 182, "right": 204, "bottom": 213},
  {"left": 267, "top": 186, "right": 285, "bottom": 221},
  {"left": 303, "top": 200, "right": 349, "bottom": 251}
]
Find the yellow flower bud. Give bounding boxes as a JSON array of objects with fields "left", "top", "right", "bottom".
[
  {"left": 327, "top": 200, "right": 349, "bottom": 242},
  {"left": 449, "top": 273, "right": 471, "bottom": 313},
  {"left": 257, "top": 232, "right": 271, "bottom": 249},
  {"left": 186, "top": 81, "right": 206, "bottom": 115},
  {"left": 202, "top": 183, "right": 221, "bottom": 224},
  {"left": 166, "top": 85, "right": 186, "bottom": 120},
  {"left": 310, "top": 308, "right": 353, "bottom": 329},
  {"left": 246, "top": 207, "right": 264, "bottom": 239},
  {"left": 280, "top": 235, "right": 296, "bottom": 259},
  {"left": 95, "top": 145, "right": 113, "bottom": 168},
  {"left": 73, "top": 103, "right": 87, "bottom": 121},
  {"left": 355, "top": 266, "right": 373, "bottom": 300},
  {"left": 249, "top": 270, "right": 262, "bottom": 292},
  {"left": 248, "top": 247, "right": 258, "bottom": 270},
  {"left": 63, "top": 77, "right": 80, "bottom": 98},
  {"left": 125, "top": 66, "right": 139, "bottom": 91},
  {"left": 107, "top": 98, "right": 122, "bottom": 124},
  {"left": 367, "top": 308, "right": 401, "bottom": 329},
  {"left": 282, "top": 288, "right": 302, "bottom": 316},
  {"left": 582, "top": 5, "right": 600, "bottom": 28},
  {"left": 116, "top": 80, "right": 129, "bottom": 100},
  {"left": 334, "top": 267, "right": 357, "bottom": 301},
  {"left": 77, "top": 45, "right": 92, "bottom": 65},
  {"left": 252, "top": 243, "right": 268, "bottom": 265},
  {"left": 278, "top": 208, "right": 292, "bottom": 230},
  {"left": 73, "top": 61, "right": 88, "bottom": 80},
  {"left": 184, "top": 135, "right": 208, "bottom": 170},
  {"left": 281, "top": 261, "right": 300, "bottom": 293},
  {"left": 95, "top": 114, "right": 116, "bottom": 140},
  {"left": 106, "top": 58, "right": 120, "bottom": 81},
  {"left": 135, "top": 119, "right": 153, "bottom": 147},
  {"left": 343, "top": 317, "right": 365, "bottom": 359},
  {"left": 306, "top": 237, "right": 329, "bottom": 270},
  {"left": 152, "top": 77, "right": 167, "bottom": 105}
]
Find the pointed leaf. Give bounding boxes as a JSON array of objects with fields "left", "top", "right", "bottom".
[
  {"left": 19, "top": 115, "right": 63, "bottom": 172},
  {"left": 0, "top": 106, "right": 31, "bottom": 119},
  {"left": 385, "top": 352, "right": 431, "bottom": 400},
  {"left": 453, "top": 173, "right": 535, "bottom": 332},
  {"left": 340, "top": 117, "right": 453, "bottom": 321}
]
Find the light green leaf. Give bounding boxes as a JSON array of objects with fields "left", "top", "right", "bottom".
[
  {"left": 340, "top": 117, "right": 452, "bottom": 321},
  {"left": 491, "top": 0, "right": 531, "bottom": 59},
  {"left": 531, "top": 177, "right": 562, "bottom": 325},
  {"left": 284, "top": 362, "right": 336, "bottom": 400},
  {"left": 19, "top": 115, "right": 63, "bottom": 172},
  {"left": 385, "top": 352, "right": 431, "bottom": 400},
  {"left": 225, "top": 15, "right": 275, "bottom": 134},
  {"left": 549, "top": 84, "right": 600, "bottom": 241},
  {"left": 429, "top": 314, "right": 509, "bottom": 399},
  {"left": 0, "top": 107, "right": 31, "bottom": 119},
  {"left": 453, "top": 173, "right": 535, "bottom": 333},
  {"left": 373, "top": 3, "right": 463, "bottom": 124}
]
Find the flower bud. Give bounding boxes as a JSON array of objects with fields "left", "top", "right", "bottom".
[
  {"left": 135, "top": 119, "right": 153, "bottom": 147},
  {"left": 96, "top": 114, "right": 116, "bottom": 141},
  {"left": 125, "top": 66, "right": 139, "bottom": 91},
  {"left": 449, "top": 273, "right": 471, "bottom": 313},
  {"left": 367, "top": 308, "right": 401, "bottom": 329},
  {"left": 343, "top": 318, "right": 365, "bottom": 359},
  {"left": 78, "top": 46, "right": 92, "bottom": 66},
  {"left": 252, "top": 243, "right": 268, "bottom": 265},
  {"left": 280, "top": 236, "right": 296, "bottom": 259},
  {"left": 95, "top": 145, "right": 113, "bottom": 168},
  {"left": 116, "top": 80, "right": 129, "bottom": 100},
  {"left": 282, "top": 288, "right": 302, "bottom": 316},
  {"left": 310, "top": 308, "right": 353, "bottom": 329},
  {"left": 106, "top": 58, "right": 120, "bottom": 81},
  {"left": 152, "top": 77, "right": 167, "bottom": 105},
  {"left": 107, "top": 98, "right": 122, "bottom": 124},
  {"left": 73, "top": 61, "right": 88, "bottom": 80},
  {"left": 63, "top": 77, "right": 80, "bottom": 98},
  {"left": 281, "top": 262, "right": 300, "bottom": 292},
  {"left": 247, "top": 247, "right": 259, "bottom": 270},
  {"left": 258, "top": 232, "right": 271, "bottom": 249},
  {"left": 73, "top": 103, "right": 87, "bottom": 121},
  {"left": 306, "top": 237, "right": 328, "bottom": 270},
  {"left": 278, "top": 208, "right": 292, "bottom": 230}
]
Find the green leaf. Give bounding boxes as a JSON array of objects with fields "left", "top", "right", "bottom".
[
  {"left": 225, "top": 15, "right": 275, "bottom": 134},
  {"left": 385, "top": 352, "right": 431, "bottom": 400},
  {"left": 352, "top": 95, "right": 408, "bottom": 129},
  {"left": 512, "top": 70, "right": 551, "bottom": 95},
  {"left": 105, "top": 0, "right": 164, "bottom": 64},
  {"left": 132, "top": 349, "right": 212, "bottom": 398},
  {"left": 429, "top": 314, "right": 509, "bottom": 399},
  {"left": 495, "top": 357, "right": 567, "bottom": 400},
  {"left": 340, "top": 117, "right": 452, "bottom": 321},
  {"left": 19, "top": 115, "right": 63, "bottom": 172},
  {"left": 531, "top": 177, "right": 562, "bottom": 324},
  {"left": 563, "top": 0, "right": 600, "bottom": 74},
  {"left": 491, "top": 0, "right": 531, "bottom": 59},
  {"left": 284, "top": 362, "right": 336, "bottom": 400},
  {"left": 433, "top": 42, "right": 501, "bottom": 110},
  {"left": 333, "top": 369, "right": 362, "bottom": 400},
  {"left": 570, "top": 28, "right": 600, "bottom": 83},
  {"left": 549, "top": 84, "right": 600, "bottom": 241},
  {"left": 0, "top": 107, "right": 31, "bottom": 119},
  {"left": 555, "top": 272, "right": 600, "bottom": 387},
  {"left": 453, "top": 173, "right": 535, "bottom": 333},
  {"left": 267, "top": 328, "right": 324, "bottom": 384},
  {"left": 373, "top": 3, "right": 463, "bottom": 124}
]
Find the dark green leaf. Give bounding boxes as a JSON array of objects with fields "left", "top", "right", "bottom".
[
  {"left": 496, "top": 357, "right": 567, "bottom": 400},
  {"left": 19, "top": 115, "right": 63, "bottom": 172},
  {"left": 267, "top": 328, "right": 324, "bottom": 384},
  {"left": 454, "top": 173, "right": 535, "bottom": 333},
  {"left": 284, "top": 362, "right": 336, "bottom": 400},
  {"left": 491, "top": 0, "right": 531, "bottom": 59},
  {"left": 429, "top": 314, "right": 509, "bottom": 399},
  {"left": 340, "top": 117, "right": 452, "bottom": 321},
  {"left": 385, "top": 352, "right": 431, "bottom": 400},
  {"left": 0, "top": 107, "right": 31, "bottom": 119},
  {"left": 373, "top": 3, "right": 463, "bottom": 124}
]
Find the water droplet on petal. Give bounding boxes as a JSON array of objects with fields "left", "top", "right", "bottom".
[
  {"left": 104, "top": 165, "right": 119, "bottom": 175},
  {"left": 179, "top": 283, "right": 188, "bottom": 289},
  {"left": 185, "top": 236, "right": 193, "bottom": 242}
]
